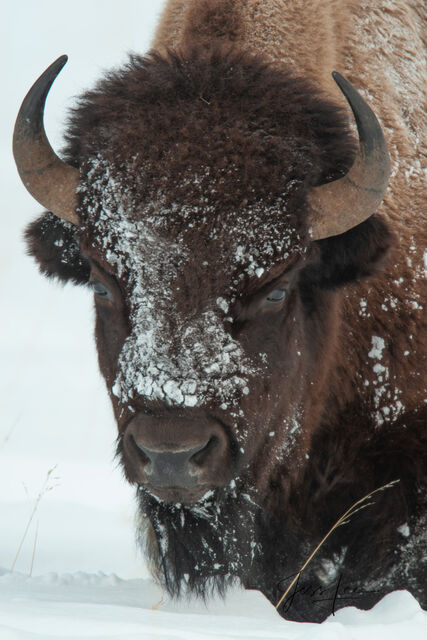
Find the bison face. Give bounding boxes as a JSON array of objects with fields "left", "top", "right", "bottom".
[
  {"left": 77, "top": 152, "right": 315, "bottom": 504},
  {"left": 22, "top": 47, "right": 393, "bottom": 508}
]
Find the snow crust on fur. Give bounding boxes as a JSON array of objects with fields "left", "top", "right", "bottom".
[{"left": 79, "top": 155, "right": 304, "bottom": 409}]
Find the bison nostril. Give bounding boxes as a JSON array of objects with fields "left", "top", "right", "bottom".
[
  {"left": 189, "top": 436, "right": 218, "bottom": 470},
  {"left": 131, "top": 438, "right": 211, "bottom": 487},
  {"left": 131, "top": 436, "right": 151, "bottom": 465}
]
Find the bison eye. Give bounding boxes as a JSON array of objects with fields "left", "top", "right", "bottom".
[
  {"left": 258, "top": 287, "right": 287, "bottom": 312},
  {"left": 91, "top": 281, "right": 113, "bottom": 302},
  {"left": 265, "top": 288, "right": 286, "bottom": 304}
]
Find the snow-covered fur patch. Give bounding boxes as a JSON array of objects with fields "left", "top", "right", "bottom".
[{"left": 79, "top": 154, "right": 305, "bottom": 410}]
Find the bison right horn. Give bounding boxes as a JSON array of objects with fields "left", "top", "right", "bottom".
[
  {"left": 13, "top": 55, "right": 79, "bottom": 225},
  {"left": 307, "top": 72, "right": 390, "bottom": 240}
]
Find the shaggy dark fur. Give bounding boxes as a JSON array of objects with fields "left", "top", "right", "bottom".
[
  {"left": 23, "top": 44, "right": 426, "bottom": 622},
  {"left": 129, "top": 405, "right": 427, "bottom": 622},
  {"left": 66, "top": 46, "right": 356, "bottom": 207},
  {"left": 25, "top": 213, "right": 89, "bottom": 285}
]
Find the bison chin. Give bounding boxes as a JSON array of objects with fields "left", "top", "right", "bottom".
[{"left": 135, "top": 476, "right": 262, "bottom": 599}]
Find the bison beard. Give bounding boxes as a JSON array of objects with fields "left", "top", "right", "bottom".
[
  {"left": 135, "top": 477, "right": 261, "bottom": 598},
  {"left": 134, "top": 470, "right": 314, "bottom": 622}
]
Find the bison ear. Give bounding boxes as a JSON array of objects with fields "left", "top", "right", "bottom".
[
  {"left": 25, "top": 212, "right": 90, "bottom": 285},
  {"left": 301, "top": 214, "right": 394, "bottom": 291}
]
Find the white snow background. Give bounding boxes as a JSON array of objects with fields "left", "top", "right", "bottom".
[{"left": 1, "top": 1, "right": 426, "bottom": 638}]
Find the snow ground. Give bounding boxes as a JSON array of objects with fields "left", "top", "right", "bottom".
[
  {"left": 0, "top": 571, "right": 426, "bottom": 639},
  {"left": 1, "top": 1, "right": 426, "bottom": 638}
]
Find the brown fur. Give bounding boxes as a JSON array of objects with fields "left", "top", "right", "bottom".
[
  {"left": 153, "top": 0, "right": 426, "bottom": 423},
  {"left": 23, "top": 0, "right": 426, "bottom": 622}
]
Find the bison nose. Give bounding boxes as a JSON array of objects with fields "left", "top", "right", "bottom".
[
  {"left": 135, "top": 440, "right": 212, "bottom": 488},
  {"left": 123, "top": 415, "right": 231, "bottom": 494}
]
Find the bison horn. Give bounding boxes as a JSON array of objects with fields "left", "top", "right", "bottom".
[
  {"left": 13, "top": 55, "right": 79, "bottom": 225},
  {"left": 307, "top": 72, "right": 390, "bottom": 240}
]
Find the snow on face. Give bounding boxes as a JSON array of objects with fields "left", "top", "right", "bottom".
[{"left": 79, "top": 155, "right": 305, "bottom": 410}]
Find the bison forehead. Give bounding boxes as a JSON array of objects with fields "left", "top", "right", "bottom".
[
  {"left": 80, "top": 154, "right": 306, "bottom": 281},
  {"left": 78, "top": 155, "right": 306, "bottom": 407}
]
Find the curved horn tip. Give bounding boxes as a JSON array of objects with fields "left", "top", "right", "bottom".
[
  {"left": 47, "top": 54, "right": 69, "bottom": 71},
  {"left": 46, "top": 54, "right": 69, "bottom": 78},
  {"left": 43, "top": 55, "right": 69, "bottom": 83},
  {"left": 331, "top": 70, "right": 346, "bottom": 85}
]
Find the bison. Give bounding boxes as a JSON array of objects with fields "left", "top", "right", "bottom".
[{"left": 14, "top": 0, "right": 426, "bottom": 622}]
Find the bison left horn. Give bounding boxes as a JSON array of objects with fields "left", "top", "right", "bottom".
[
  {"left": 13, "top": 55, "right": 79, "bottom": 225},
  {"left": 307, "top": 72, "right": 390, "bottom": 240}
]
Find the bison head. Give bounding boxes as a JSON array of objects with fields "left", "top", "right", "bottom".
[{"left": 15, "top": 46, "right": 392, "bottom": 593}]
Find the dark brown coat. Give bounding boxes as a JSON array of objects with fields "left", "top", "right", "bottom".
[{"left": 23, "top": 0, "right": 426, "bottom": 622}]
